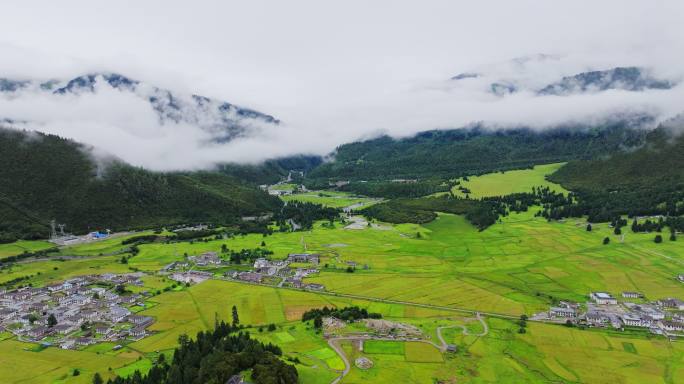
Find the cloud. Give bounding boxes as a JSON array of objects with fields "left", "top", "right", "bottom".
[{"left": 0, "top": 0, "right": 683, "bottom": 170}]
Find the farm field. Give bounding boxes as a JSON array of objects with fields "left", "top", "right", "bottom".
[
  {"left": 120, "top": 279, "right": 684, "bottom": 383},
  {"left": 124, "top": 207, "right": 684, "bottom": 316},
  {"left": 0, "top": 239, "right": 54, "bottom": 259},
  {"left": 452, "top": 162, "right": 568, "bottom": 198},
  {"left": 4, "top": 169, "right": 684, "bottom": 383},
  {"left": 281, "top": 190, "right": 379, "bottom": 209},
  {"left": 2, "top": 276, "right": 683, "bottom": 383},
  {"left": 270, "top": 183, "right": 298, "bottom": 191},
  {"left": 0, "top": 338, "right": 142, "bottom": 383}
]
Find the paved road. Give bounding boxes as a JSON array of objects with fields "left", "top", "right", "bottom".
[
  {"left": 327, "top": 316, "right": 486, "bottom": 384},
  {"left": 327, "top": 339, "right": 349, "bottom": 384},
  {"left": 327, "top": 335, "right": 443, "bottom": 384},
  {"left": 220, "top": 277, "right": 524, "bottom": 321},
  {"left": 435, "top": 312, "right": 488, "bottom": 351}
]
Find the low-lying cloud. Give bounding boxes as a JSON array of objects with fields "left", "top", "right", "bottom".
[{"left": 0, "top": 1, "right": 683, "bottom": 170}]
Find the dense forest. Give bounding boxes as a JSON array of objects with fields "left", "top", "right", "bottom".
[
  {"left": 99, "top": 318, "right": 297, "bottom": 384},
  {"left": 308, "top": 122, "right": 647, "bottom": 181},
  {"left": 361, "top": 196, "right": 501, "bottom": 230},
  {"left": 0, "top": 128, "right": 281, "bottom": 242},
  {"left": 218, "top": 155, "right": 322, "bottom": 185},
  {"left": 302, "top": 306, "right": 382, "bottom": 329},
  {"left": 336, "top": 180, "right": 451, "bottom": 198},
  {"left": 549, "top": 126, "right": 684, "bottom": 220},
  {"left": 274, "top": 201, "right": 340, "bottom": 231}
]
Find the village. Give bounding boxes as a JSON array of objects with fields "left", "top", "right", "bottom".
[
  {"left": 0, "top": 245, "right": 338, "bottom": 352},
  {"left": 164, "top": 250, "right": 329, "bottom": 291},
  {"left": 536, "top": 287, "right": 684, "bottom": 338},
  {"left": 0, "top": 273, "right": 154, "bottom": 350}
]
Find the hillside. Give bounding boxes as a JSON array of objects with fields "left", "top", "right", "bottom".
[
  {"left": 548, "top": 126, "right": 684, "bottom": 219},
  {"left": 0, "top": 73, "right": 279, "bottom": 143},
  {"left": 0, "top": 128, "right": 281, "bottom": 242},
  {"left": 308, "top": 122, "right": 647, "bottom": 181},
  {"left": 550, "top": 127, "right": 684, "bottom": 189}
]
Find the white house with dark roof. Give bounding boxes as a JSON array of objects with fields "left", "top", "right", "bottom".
[
  {"left": 549, "top": 307, "right": 577, "bottom": 318},
  {"left": 590, "top": 292, "right": 617, "bottom": 305}
]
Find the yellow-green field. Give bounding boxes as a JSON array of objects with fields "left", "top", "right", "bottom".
[
  {"left": 452, "top": 162, "right": 568, "bottom": 198},
  {"left": 4, "top": 167, "right": 684, "bottom": 382},
  {"left": 2, "top": 276, "right": 684, "bottom": 383},
  {"left": 0, "top": 240, "right": 54, "bottom": 259},
  {"left": 0, "top": 339, "right": 142, "bottom": 384},
  {"left": 116, "top": 208, "right": 684, "bottom": 317},
  {"left": 281, "top": 190, "right": 379, "bottom": 209}
]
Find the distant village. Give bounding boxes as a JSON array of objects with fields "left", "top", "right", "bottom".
[
  {"left": 165, "top": 251, "right": 331, "bottom": 291},
  {"left": 0, "top": 273, "right": 153, "bottom": 349},
  {"left": 536, "top": 277, "right": 684, "bottom": 338},
  {"left": 0, "top": 238, "right": 349, "bottom": 351}
]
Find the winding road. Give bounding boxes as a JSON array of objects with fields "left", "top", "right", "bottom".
[
  {"left": 327, "top": 313, "right": 489, "bottom": 384},
  {"left": 435, "top": 312, "right": 488, "bottom": 351}
]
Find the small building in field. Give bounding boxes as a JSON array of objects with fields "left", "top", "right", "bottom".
[
  {"left": 287, "top": 253, "right": 320, "bottom": 265},
  {"left": 303, "top": 283, "right": 325, "bottom": 291},
  {"left": 590, "top": 292, "right": 617, "bottom": 305},
  {"left": 662, "top": 321, "right": 684, "bottom": 332},
  {"left": 658, "top": 298, "right": 684, "bottom": 310},
  {"left": 549, "top": 307, "right": 577, "bottom": 318},
  {"left": 585, "top": 312, "right": 608, "bottom": 326},
  {"left": 237, "top": 272, "right": 263, "bottom": 283},
  {"left": 622, "top": 292, "right": 642, "bottom": 299},
  {"left": 621, "top": 314, "right": 651, "bottom": 328}
]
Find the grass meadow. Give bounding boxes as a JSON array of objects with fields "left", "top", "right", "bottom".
[
  {"left": 452, "top": 162, "right": 568, "bottom": 198},
  {"left": 3, "top": 168, "right": 684, "bottom": 382},
  {"left": 0, "top": 240, "right": 54, "bottom": 259},
  {"left": 281, "top": 190, "right": 379, "bottom": 209}
]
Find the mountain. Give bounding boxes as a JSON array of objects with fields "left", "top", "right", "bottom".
[
  {"left": 307, "top": 121, "right": 649, "bottom": 182},
  {"left": 547, "top": 122, "right": 684, "bottom": 219},
  {"left": 0, "top": 127, "right": 281, "bottom": 242},
  {"left": 449, "top": 64, "right": 676, "bottom": 97},
  {"left": 550, "top": 124, "right": 684, "bottom": 190},
  {"left": 0, "top": 73, "right": 278, "bottom": 142},
  {"left": 538, "top": 67, "right": 673, "bottom": 95},
  {"left": 218, "top": 155, "right": 323, "bottom": 185}
]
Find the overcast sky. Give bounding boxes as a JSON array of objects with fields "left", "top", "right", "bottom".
[{"left": 1, "top": 0, "right": 683, "bottom": 170}]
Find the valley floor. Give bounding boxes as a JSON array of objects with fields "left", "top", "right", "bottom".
[{"left": 2, "top": 166, "right": 684, "bottom": 383}]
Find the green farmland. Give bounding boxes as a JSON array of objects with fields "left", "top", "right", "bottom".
[
  {"left": 0, "top": 240, "right": 54, "bottom": 259},
  {"left": 281, "top": 190, "right": 379, "bottom": 209},
  {"left": 2, "top": 167, "right": 684, "bottom": 383},
  {"left": 118, "top": 207, "right": 684, "bottom": 317},
  {"left": 452, "top": 162, "right": 568, "bottom": 198}
]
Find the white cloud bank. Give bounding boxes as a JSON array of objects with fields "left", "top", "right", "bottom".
[{"left": 0, "top": 0, "right": 683, "bottom": 170}]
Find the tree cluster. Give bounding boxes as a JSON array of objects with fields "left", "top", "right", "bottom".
[
  {"left": 274, "top": 201, "right": 340, "bottom": 231},
  {"left": 307, "top": 123, "right": 646, "bottom": 182},
  {"left": 302, "top": 306, "right": 382, "bottom": 329},
  {"left": 0, "top": 128, "right": 281, "bottom": 243},
  {"left": 97, "top": 319, "right": 297, "bottom": 384}
]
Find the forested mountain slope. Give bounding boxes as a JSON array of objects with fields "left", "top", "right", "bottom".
[
  {"left": 547, "top": 125, "right": 684, "bottom": 220},
  {"left": 308, "top": 122, "right": 647, "bottom": 181},
  {"left": 550, "top": 126, "right": 684, "bottom": 189},
  {"left": 0, "top": 128, "right": 281, "bottom": 242}
]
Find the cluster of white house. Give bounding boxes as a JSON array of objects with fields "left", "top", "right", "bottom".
[
  {"left": 228, "top": 253, "right": 324, "bottom": 291},
  {"left": 0, "top": 273, "right": 154, "bottom": 349},
  {"left": 162, "top": 250, "right": 327, "bottom": 291},
  {"left": 547, "top": 291, "right": 684, "bottom": 335}
]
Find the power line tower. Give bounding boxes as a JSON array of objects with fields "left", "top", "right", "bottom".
[
  {"left": 50, "top": 219, "right": 57, "bottom": 239},
  {"left": 57, "top": 224, "right": 66, "bottom": 237}
]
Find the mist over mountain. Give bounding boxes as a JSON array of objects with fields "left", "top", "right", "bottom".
[
  {"left": 450, "top": 59, "right": 678, "bottom": 97},
  {"left": 538, "top": 67, "right": 674, "bottom": 95},
  {"left": 0, "top": 126, "right": 281, "bottom": 242},
  {"left": 0, "top": 72, "right": 278, "bottom": 143}
]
